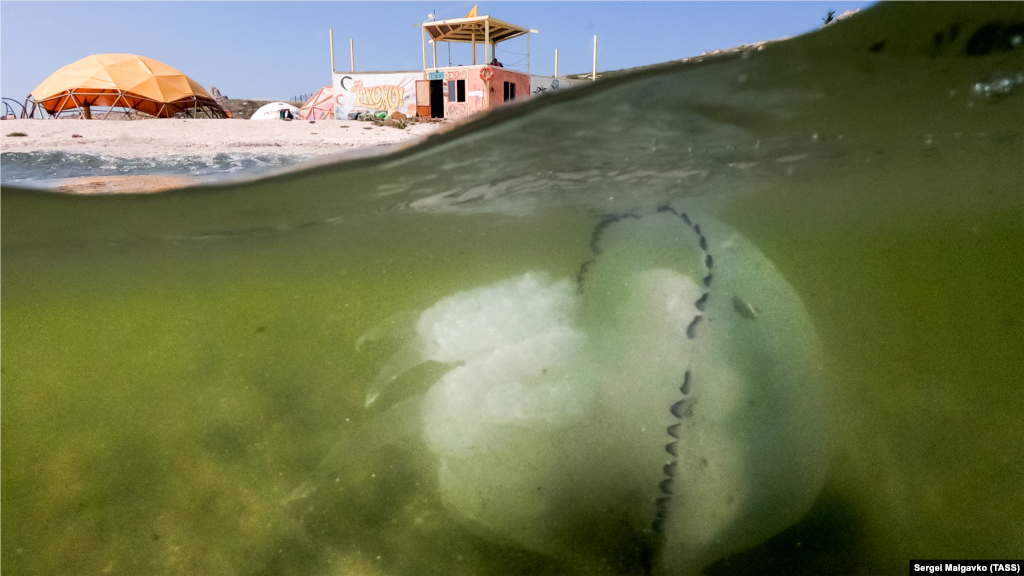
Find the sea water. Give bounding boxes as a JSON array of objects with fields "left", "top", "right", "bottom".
[
  {"left": 3, "top": 3, "right": 1023, "bottom": 575},
  {"left": 0, "top": 150, "right": 317, "bottom": 189}
]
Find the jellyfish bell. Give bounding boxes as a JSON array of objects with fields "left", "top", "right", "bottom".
[{"left": 357, "top": 209, "right": 828, "bottom": 573}]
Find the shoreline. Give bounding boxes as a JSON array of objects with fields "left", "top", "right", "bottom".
[
  {"left": 0, "top": 118, "right": 443, "bottom": 158},
  {"left": 1, "top": 118, "right": 445, "bottom": 193}
]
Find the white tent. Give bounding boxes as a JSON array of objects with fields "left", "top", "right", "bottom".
[{"left": 250, "top": 102, "right": 301, "bottom": 120}]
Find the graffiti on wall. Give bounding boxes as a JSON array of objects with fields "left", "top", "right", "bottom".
[
  {"left": 529, "top": 75, "right": 587, "bottom": 96},
  {"left": 446, "top": 103, "right": 467, "bottom": 118},
  {"left": 333, "top": 72, "right": 419, "bottom": 119},
  {"left": 352, "top": 80, "right": 405, "bottom": 111},
  {"left": 445, "top": 69, "right": 468, "bottom": 80}
]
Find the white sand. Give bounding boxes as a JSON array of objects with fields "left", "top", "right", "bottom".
[{"left": 0, "top": 118, "right": 443, "bottom": 157}]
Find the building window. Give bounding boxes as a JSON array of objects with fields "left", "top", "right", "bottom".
[
  {"left": 448, "top": 80, "right": 466, "bottom": 102},
  {"left": 503, "top": 81, "right": 516, "bottom": 102}
]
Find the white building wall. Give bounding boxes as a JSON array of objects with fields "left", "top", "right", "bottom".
[
  {"left": 529, "top": 76, "right": 588, "bottom": 96},
  {"left": 332, "top": 71, "right": 422, "bottom": 119}
]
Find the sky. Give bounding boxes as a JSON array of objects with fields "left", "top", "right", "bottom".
[{"left": 1, "top": 1, "right": 876, "bottom": 104}]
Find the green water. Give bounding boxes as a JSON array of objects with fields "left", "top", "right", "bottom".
[{"left": 3, "top": 3, "right": 1023, "bottom": 574}]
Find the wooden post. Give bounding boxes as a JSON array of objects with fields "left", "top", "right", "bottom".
[
  {"left": 330, "top": 29, "right": 335, "bottom": 73},
  {"left": 350, "top": 38, "right": 355, "bottom": 72},
  {"left": 432, "top": 39, "right": 437, "bottom": 68},
  {"left": 472, "top": 32, "right": 476, "bottom": 65},
  {"left": 422, "top": 28, "right": 427, "bottom": 72},
  {"left": 526, "top": 29, "right": 538, "bottom": 76},
  {"left": 485, "top": 19, "right": 490, "bottom": 64},
  {"left": 82, "top": 102, "right": 92, "bottom": 120},
  {"left": 592, "top": 35, "right": 597, "bottom": 80},
  {"left": 555, "top": 48, "right": 559, "bottom": 77}
]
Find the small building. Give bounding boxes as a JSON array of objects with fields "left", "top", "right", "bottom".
[{"left": 331, "top": 8, "right": 586, "bottom": 121}]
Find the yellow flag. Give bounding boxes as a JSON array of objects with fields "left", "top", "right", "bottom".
[{"left": 465, "top": 4, "right": 478, "bottom": 18}]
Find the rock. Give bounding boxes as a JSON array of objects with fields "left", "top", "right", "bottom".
[
  {"left": 209, "top": 86, "right": 229, "bottom": 106},
  {"left": 390, "top": 111, "right": 407, "bottom": 121}
]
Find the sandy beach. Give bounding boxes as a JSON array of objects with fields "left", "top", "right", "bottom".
[
  {"left": 1, "top": 117, "right": 445, "bottom": 192},
  {"left": 0, "top": 118, "right": 443, "bottom": 157}
]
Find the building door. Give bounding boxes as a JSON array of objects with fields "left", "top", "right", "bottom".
[
  {"left": 415, "top": 80, "right": 430, "bottom": 117},
  {"left": 429, "top": 79, "right": 444, "bottom": 118}
]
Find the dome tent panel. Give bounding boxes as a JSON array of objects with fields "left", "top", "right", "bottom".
[
  {"left": 300, "top": 86, "right": 334, "bottom": 120},
  {"left": 31, "top": 54, "right": 224, "bottom": 119}
]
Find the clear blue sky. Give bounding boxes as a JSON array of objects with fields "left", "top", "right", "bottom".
[{"left": 1, "top": 1, "right": 876, "bottom": 103}]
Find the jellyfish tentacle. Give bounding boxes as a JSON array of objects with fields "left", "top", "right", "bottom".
[
  {"left": 281, "top": 395, "right": 424, "bottom": 506},
  {"left": 364, "top": 340, "right": 430, "bottom": 407},
  {"left": 358, "top": 305, "right": 495, "bottom": 408},
  {"left": 354, "top": 309, "right": 420, "bottom": 351}
]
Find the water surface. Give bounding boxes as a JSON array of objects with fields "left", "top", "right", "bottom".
[{"left": 0, "top": 150, "right": 317, "bottom": 189}]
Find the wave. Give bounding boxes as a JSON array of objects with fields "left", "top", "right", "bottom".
[{"left": 0, "top": 150, "right": 318, "bottom": 187}]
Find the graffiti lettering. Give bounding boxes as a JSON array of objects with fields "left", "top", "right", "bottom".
[
  {"left": 446, "top": 102, "right": 467, "bottom": 118},
  {"left": 445, "top": 69, "right": 468, "bottom": 80},
  {"left": 352, "top": 80, "right": 405, "bottom": 112},
  {"left": 334, "top": 73, "right": 417, "bottom": 118}
]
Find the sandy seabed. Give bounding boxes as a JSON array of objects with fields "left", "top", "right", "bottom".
[{"left": 1, "top": 118, "right": 444, "bottom": 192}]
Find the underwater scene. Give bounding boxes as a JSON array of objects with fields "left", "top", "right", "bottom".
[{"left": 2, "top": 3, "right": 1022, "bottom": 575}]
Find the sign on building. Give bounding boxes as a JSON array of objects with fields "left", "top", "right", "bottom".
[{"left": 332, "top": 72, "right": 421, "bottom": 119}]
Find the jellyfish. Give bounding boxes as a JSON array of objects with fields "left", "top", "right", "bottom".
[{"left": 307, "top": 209, "right": 828, "bottom": 574}]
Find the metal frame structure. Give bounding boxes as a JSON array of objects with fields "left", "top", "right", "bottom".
[
  {"left": 2, "top": 97, "right": 25, "bottom": 119},
  {"left": 36, "top": 88, "right": 225, "bottom": 120}
]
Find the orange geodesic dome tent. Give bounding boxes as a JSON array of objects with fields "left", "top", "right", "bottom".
[{"left": 31, "top": 54, "right": 225, "bottom": 119}]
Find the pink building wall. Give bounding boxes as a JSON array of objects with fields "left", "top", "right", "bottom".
[{"left": 441, "top": 66, "right": 530, "bottom": 120}]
